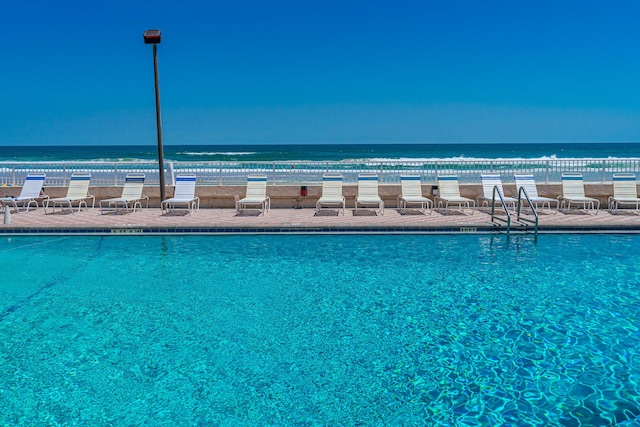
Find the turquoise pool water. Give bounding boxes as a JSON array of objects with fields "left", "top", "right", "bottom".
[{"left": 1, "top": 235, "right": 639, "bottom": 426}]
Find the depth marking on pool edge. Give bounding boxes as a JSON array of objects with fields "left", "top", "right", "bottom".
[
  {"left": 111, "top": 228, "right": 143, "bottom": 234},
  {"left": 459, "top": 227, "right": 477, "bottom": 233}
]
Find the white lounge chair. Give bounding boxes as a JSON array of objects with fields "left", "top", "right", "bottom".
[
  {"left": 99, "top": 173, "right": 148, "bottom": 214},
  {"left": 478, "top": 174, "right": 517, "bottom": 212},
  {"left": 397, "top": 174, "right": 432, "bottom": 214},
  {"left": 0, "top": 173, "right": 49, "bottom": 213},
  {"left": 236, "top": 174, "right": 270, "bottom": 215},
  {"left": 435, "top": 175, "right": 475, "bottom": 214},
  {"left": 608, "top": 173, "right": 640, "bottom": 214},
  {"left": 161, "top": 173, "right": 200, "bottom": 214},
  {"left": 45, "top": 173, "right": 95, "bottom": 213},
  {"left": 316, "top": 173, "right": 345, "bottom": 215},
  {"left": 355, "top": 173, "right": 384, "bottom": 215},
  {"left": 514, "top": 174, "right": 558, "bottom": 213},
  {"left": 558, "top": 173, "right": 599, "bottom": 214}
]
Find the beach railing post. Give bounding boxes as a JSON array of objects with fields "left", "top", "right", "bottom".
[{"left": 545, "top": 161, "right": 549, "bottom": 183}]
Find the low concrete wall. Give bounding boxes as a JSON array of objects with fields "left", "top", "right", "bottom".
[{"left": 2, "top": 183, "right": 624, "bottom": 209}]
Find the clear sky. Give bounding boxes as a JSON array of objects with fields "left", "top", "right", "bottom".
[{"left": 2, "top": 0, "right": 640, "bottom": 146}]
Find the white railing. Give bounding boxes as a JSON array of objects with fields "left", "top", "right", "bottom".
[{"left": 1, "top": 159, "right": 639, "bottom": 187}]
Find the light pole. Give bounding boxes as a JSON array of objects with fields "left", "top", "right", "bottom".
[{"left": 143, "top": 29, "right": 166, "bottom": 202}]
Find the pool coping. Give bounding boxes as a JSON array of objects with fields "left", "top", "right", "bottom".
[
  {"left": 2, "top": 224, "right": 640, "bottom": 236},
  {"left": 1, "top": 207, "right": 639, "bottom": 235}
]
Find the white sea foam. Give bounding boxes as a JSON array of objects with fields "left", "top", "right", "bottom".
[
  {"left": 178, "top": 151, "right": 257, "bottom": 156},
  {"left": 338, "top": 153, "right": 640, "bottom": 163},
  {"left": 90, "top": 158, "right": 154, "bottom": 163},
  {"left": 2, "top": 154, "right": 638, "bottom": 186}
]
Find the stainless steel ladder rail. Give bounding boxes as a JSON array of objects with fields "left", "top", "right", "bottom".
[
  {"left": 516, "top": 186, "right": 539, "bottom": 237},
  {"left": 490, "top": 185, "right": 511, "bottom": 235}
]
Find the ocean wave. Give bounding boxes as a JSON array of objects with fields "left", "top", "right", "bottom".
[
  {"left": 340, "top": 154, "right": 631, "bottom": 163},
  {"left": 178, "top": 151, "right": 258, "bottom": 156},
  {"left": 371, "top": 154, "right": 636, "bottom": 162},
  {"left": 88, "top": 158, "right": 155, "bottom": 163},
  {"left": 0, "top": 158, "right": 156, "bottom": 163}
]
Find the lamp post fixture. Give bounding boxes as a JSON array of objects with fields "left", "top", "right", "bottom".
[{"left": 143, "top": 29, "right": 166, "bottom": 202}]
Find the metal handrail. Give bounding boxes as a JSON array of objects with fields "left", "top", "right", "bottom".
[
  {"left": 490, "top": 185, "right": 511, "bottom": 235},
  {"left": 516, "top": 186, "right": 539, "bottom": 237}
]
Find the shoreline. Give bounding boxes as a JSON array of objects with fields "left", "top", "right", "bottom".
[{"left": 2, "top": 142, "right": 640, "bottom": 163}]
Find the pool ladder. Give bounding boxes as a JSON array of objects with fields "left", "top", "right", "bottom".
[{"left": 490, "top": 186, "right": 538, "bottom": 238}]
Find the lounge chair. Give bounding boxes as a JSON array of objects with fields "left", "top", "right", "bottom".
[
  {"left": 514, "top": 174, "right": 558, "bottom": 213},
  {"left": 397, "top": 174, "right": 432, "bottom": 214},
  {"left": 355, "top": 173, "right": 384, "bottom": 215},
  {"left": 478, "top": 174, "right": 517, "bottom": 212},
  {"left": 0, "top": 173, "right": 49, "bottom": 213},
  {"left": 608, "top": 173, "right": 640, "bottom": 214},
  {"left": 161, "top": 173, "right": 200, "bottom": 214},
  {"left": 236, "top": 174, "right": 270, "bottom": 215},
  {"left": 435, "top": 175, "right": 475, "bottom": 214},
  {"left": 45, "top": 173, "right": 95, "bottom": 213},
  {"left": 558, "top": 173, "right": 599, "bottom": 214},
  {"left": 316, "top": 173, "right": 345, "bottom": 215},
  {"left": 99, "top": 173, "right": 148, "bottom": 214}
]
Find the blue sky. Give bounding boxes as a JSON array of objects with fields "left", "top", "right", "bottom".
[{"left": 1, "top": 1, "right": 640, "bottom": 146}]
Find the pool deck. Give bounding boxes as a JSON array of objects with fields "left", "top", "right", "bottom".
[{"left": 1, "top": 205, "right": 639, "bottom": 235}]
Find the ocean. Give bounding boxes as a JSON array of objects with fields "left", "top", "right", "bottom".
[{"left": 0, "top": 142, "right": 639, "bottom": 163}]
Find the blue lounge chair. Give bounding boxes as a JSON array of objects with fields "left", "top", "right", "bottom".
[
  {"left": 435, "top": 175, "right": 475, "bottom": 214},
  {"left": 161, "top": 174, "right": 200, "bottom": 214},
  {"left": 514, "top": 174, "right": 558, "bottom": 213},
  {"left": 558, "top": 173, "right": 599, "bottom": 214},
  {"left": 608, "top": 173, "right": 640, "bottom": 214},
  {"left": 478, "top": 174, "right": 517, "bottom": 212},
  {"left": 397, "top": 174, "right": 432, "bottom": 214},
  {"left": 236, "top": 175, "right": 270, "bottom": 215},
  {"left": 0, "top": 173, "right": 48, "bottom": 213},
  {"left": 45, "top": 173, "right": 95, "bottom": 213},
  {"left": 355, "top": 173, "right": 384, "bottom": 215},
  {"left": 316, "top": 173, "right": 345, "bottom": 215},
  {"left": 99, "top": 173, "right": 148, "bottom": 214}
]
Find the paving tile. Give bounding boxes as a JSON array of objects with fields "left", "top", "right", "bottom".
[{"left": 0, "top": 205, "right": 639, "bottom": 234}]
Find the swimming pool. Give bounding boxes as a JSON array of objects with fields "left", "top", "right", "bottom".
[{"left": 1, "top": 235, "right": 639, "bottom": 426}]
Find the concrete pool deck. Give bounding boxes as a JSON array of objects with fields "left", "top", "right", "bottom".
[{"left": 1, "top": 206, "right": 639, "bottom": 235}]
